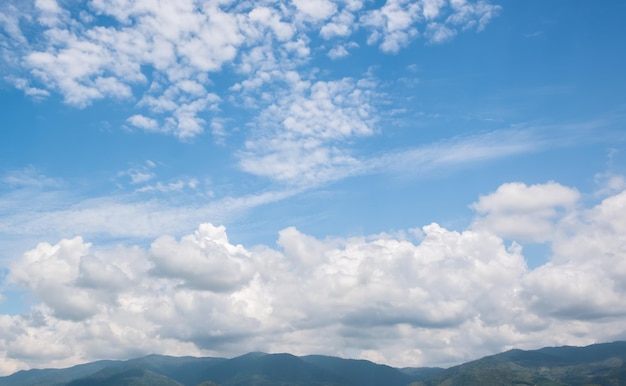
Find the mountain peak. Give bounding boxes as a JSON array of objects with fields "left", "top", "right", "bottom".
[{"left": 1, "top": 342, "right": 625, "bottom": 386}]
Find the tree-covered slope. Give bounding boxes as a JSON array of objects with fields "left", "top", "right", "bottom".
[
  {"left": 0, "top": 360, "right": 121, "bottom": 386},
  {"left": 1, "top": 341, "right": 624, "bottom": 386},
  {"left": 66, "top": 366, "right": 182, "bottom": 386},
  {"left": 416, "top": 341, "right": 626, "bottom": 386}
]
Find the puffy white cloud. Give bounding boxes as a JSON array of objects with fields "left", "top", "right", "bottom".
[
  {"left": 8, "top": 237, "right": 102, "bottom": 321},
  {"left": 328, "top": 45, "right": 350, "bottom": 58},
  {"left": 2, "top": 182, "right": 626, "bottom": 374},
  {"left": 320, "top": 10, "right": 356, "bottom": 39},
  {"left": 471, "top": 182, "right": 580, "bottom": 242},
  {"left": 422, "top": 0, "right": 446, "bottom": 19},
  {"left": 293, "top": 0, "right": 337, "bottom": 22},
  {"left": 4, "top": 0, "right": 242, "bottom": 137},
  {"left": 247, "top": 6, "right": 295, "bottom": 42},
  {"left": 33, "top": 0, "right": 66, "bottom": 27},
  {"left": 520, "top": 189, "right": 626, "bottom": 322},
  {"left": 361, "top": 0, "right": 421, "bottom": 53},
  {"left": 127, "top": 114, "right": 159, "bottom": 131},
  {"left": 149, "top": 224, "right": 254, "bottom": 292}
]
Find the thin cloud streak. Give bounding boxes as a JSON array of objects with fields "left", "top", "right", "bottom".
[
  {"left": 0, "top": 117, "right": 614, "bottom": 250},
  {"left": 368, "top": 117, "right": 626, "bottom": 178}
]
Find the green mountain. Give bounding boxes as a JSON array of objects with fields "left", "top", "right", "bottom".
[
  {"left": 415, "top": 341, "right": 626, "bottom": 386},
  {"left": 0, "top": 360, "right": 122, "bottom": 386},
  {"left": 300, "top": 354, "right": 419, "bottom": 385},
  {"left": 1, "top": 341, "right": 624, "bottom": 386},
  {"left": 66, "top": 366, "right": 182, "bottom": 386},
  {"left": 0, "top": 352, "right": 426, "bottom": 386}
]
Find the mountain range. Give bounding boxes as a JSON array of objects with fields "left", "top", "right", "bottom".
[{"left": 1, "top": 341, "right": 624, "bottom": 386}]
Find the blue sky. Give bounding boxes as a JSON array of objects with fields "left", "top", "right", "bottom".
[{"left": 1, "top": 0, "right": 626, "bottom": 375}]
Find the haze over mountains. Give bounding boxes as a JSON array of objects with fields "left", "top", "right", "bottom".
[{"left": 1, "top": 341, "right": 624, "bottom": 386}]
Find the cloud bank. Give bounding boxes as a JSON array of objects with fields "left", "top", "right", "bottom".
[{"left": 1, "top": 181, "right": 625, "bottom": 375}]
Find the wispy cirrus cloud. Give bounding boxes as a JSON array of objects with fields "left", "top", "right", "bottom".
[
  {"left": 0, "top": 115, "right": 614, "bottom": 251},
  {"left": 1, "top": 166, "right": 62, "bottom": 189}
]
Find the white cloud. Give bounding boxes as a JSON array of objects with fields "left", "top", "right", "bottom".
[
  {"left": 361, "top": 0, "right": 421, "bottom": 53},
  {"left": 471, "top": 182, "right": 580, "bottom": 242},
  {"left": 292, "top": 0, "right": 337, "bottom": 22},
  {"left": 136, "top": 88, "right": 222, "bottom": 139},
  {"left": 247, "top": 6, "right": 295, "bottom": 42},
  {"left": 8, "top": 237, "right": 102, "bottom": 321},
  {"left": 0, "top": 179, "right": 302, "bottom": 247},
  {"left": 425, "top": 22, "right": 457, "bottom": 44},
  {"left": 136, "top": 179, "right": 199, "bottom": 193},
  {"left": 447, "top": 0, "right": 501, "bottom": 32},
  {"left": 5, "top": 0, "right": 241, "bottom": 136},
  {"left": 328, "top": 45, "right": 349, "bottom": 59},
  {"left": 0, "top": 4, "right": 29, "bottom": 45},
  {"left": 127, "top": 114, "right": 159, "bottom": 131},
  {"left": 116, "top": 161, "right": 157, "bottom": 185},
  {"left": 520, "top": 189, "right": 626, "bottom": 321},
  {"left": 360, "top": 0, "right": 501, "bottom": 50},
  {"left": 320, "top": 10, "right": 356, "bottom": 39},
  {"left": 366, "top": 126, "right": 544, "bottom": 179},
  {"left": 422, "top": 0, "right": 446, "bottom": 19},
  {"left": 2, "top": 183, "right": 626, "bottom": 373},
  {"left": 150, "top": 224, "right": 254, "bottom": 292},
  {"left": 2, "top": 167, "right": 61, "bottom": 188},
  {"left": 0, "top": 120, "right": 605, "bottom": 260},
  {"left": 594, "top": 171, "right": 626, "bottom": 197},
  {"left": 238, "top": 77, "right": 376, "bottom": 185},
  {"left": 6, "top": 77, "right": 50, "bottom": 99},
  {"left": 33, "top": 0, "right": 66, "bottom": 27},
  {"left": 0, "top": 123, "right": 583, "bottom": 254},
  {"left": 327, "top": 44, "right": 357, "bottom": 59},
  {"left": 2, "top": 0, "right": 502, "bottom": 141}
]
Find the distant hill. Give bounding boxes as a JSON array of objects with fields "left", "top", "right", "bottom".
[
  {"left": 414, "top": 341, "right": 626, "bottom": 386},
  {"left": 0, "top": 352, "right": 430, "bottom": 386},
  {"left": 66, "top": 366, "right": 182, "bottom": 386},
  {"left": 0, "top": 359, "right": 122, "bottom": 386},
  {"left": 1, "top": 341, "right": 624, "bottom": 386}
]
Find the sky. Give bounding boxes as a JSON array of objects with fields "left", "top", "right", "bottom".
[{"left": 1, "top": 0, "right": 626, "bottom": 375}]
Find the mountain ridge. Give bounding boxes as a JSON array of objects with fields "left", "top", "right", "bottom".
[{"left": 1, "top": 341, "right": 624, "bottom": 386}]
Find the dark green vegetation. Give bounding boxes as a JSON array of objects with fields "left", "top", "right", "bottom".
[
  {"left": 1, "top": 342, "right": 624, "bottom": 386},
  {"left": 415, "top": 341, "right": 626, "bottom": 386},
  {"left": 0, "top": 353, "right": 426, "bottom": 386}
]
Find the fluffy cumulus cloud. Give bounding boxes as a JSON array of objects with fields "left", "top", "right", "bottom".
[
  {"left": 471, "top": 181, "right": 580, "bottom": 242},
  {"left": 1, "top": 182, "right": 626, "bottom": 375}
]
